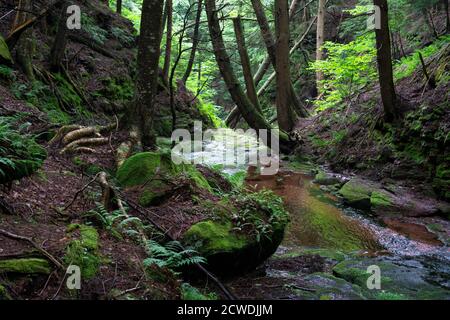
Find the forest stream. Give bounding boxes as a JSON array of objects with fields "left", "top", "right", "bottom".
[{"left": 180, "top": 130, "right": 450, "bottom": 300}]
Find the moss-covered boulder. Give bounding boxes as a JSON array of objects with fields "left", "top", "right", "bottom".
[
  {"left": 182, "top": 190, "right": 289, "bottom": 276},
  {"left": 338, "top": 179, "right": 374, "bottom": 210},
  {"left": 313, "top": 170, "right": 342, "bottom": 186},
  {"left": 0, "top": 36, "right": 12, "bottom": 63},
  {"left": 117, "top": 152, "right": 211, "bottom": 206},
  {"left": 0, "top": 258, "right": 51, "bottom": 274}
]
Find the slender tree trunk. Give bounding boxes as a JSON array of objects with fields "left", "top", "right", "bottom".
[
  {"left": 133, "top": 0, "right": 165, "bottom": 150},
  {"left": 275, "top": 0, "right": 296, "bottom": 131},
  {"left": 117, "top": 0, "right": 122, "bottom": 14},
  {"left": 316, "top": 0, "right": 326, "bottom": 91},
  {"left": 226, "top": 13, "right": 316, "bottom": 127},
  {"left": 251, "top": 0, "right": 307, "bottom": 119},
  {"left": 374, "top": 0, "right": 397, "bottom": 122},
  {"left": 233, "top": 16, "right": 262, "bottom": 113},
  {"left": 444, "top": 0, "right": 450, "bottom": 33},
  {"left": 50, "top": 1, "right": 69, "bottom": 71},
  {"left": 205, "top": 0, "right": 271, "bottom": 132},
  {"left": 162, "top": 0, "right": 173, "bottom": 82},
  {"left": 197, "top": 60, "right": 202, "bottom": 95},
  {"left": 182, "top": 0, "right": 203, "bottom": 83},
  {"left": 15, "top": 0, "right": 34, "bottom": 80}
]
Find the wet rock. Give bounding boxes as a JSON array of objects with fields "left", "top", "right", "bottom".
[
  {"left": 295, "top": 273, "right": 365, "bottom": 300},
  {"left": 332, "top": 256, "right": 450, "bottom": 299},
  {"left": 313, "top": 171, "right": 342, "bottom": 186},
  {"left": 338, "top": 179, "right": 374, "bottom": 210}
]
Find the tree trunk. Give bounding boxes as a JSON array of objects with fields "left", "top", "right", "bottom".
[
  {"left": 132, "top": 0, "right": 165, "bottom": 150},
  {"left": 251, "top": 0, "right": 307, "bottom": 119},
  {"left": 49, "top": 1, "right": 69, "bottom": 71},
  {"left": 205, "top": 0, "right": 272, "bottom": 133},
  {"left": 374, "top": 0, "right": 397, "bottom": 122},
  {"left": 15, "top": 0, "right": 34, "bottom": 80},
  {"left": 316, "top": 0, "right": 326, "bottom": 91},
  {"left": 275, "top": 0, "right": 297, "bottom": 131},
  {"left": 444, "top": 0, "right": 450, "bottom": 33},
  {"left": 162, "top": 0, "right": 173, "bottom": 82},
  {"left": 182, "top": 0, "right": 203, "bottom": 83},
  {"left": 233, "top": 16, "right": 262, "bottom": 113},
  {"left": 117, "top": 0, "right": 122, "bottom": 14}
]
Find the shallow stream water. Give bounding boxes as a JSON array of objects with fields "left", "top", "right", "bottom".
[{"left": 178, "top": 129, "right": 450, "bottom": 299}]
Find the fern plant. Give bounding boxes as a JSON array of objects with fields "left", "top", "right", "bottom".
[{"left": 143, "top": 240, "right": 206, "bottom": 270}]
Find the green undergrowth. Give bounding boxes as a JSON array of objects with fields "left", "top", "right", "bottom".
[
  {"left": 0, "top": 116, "right": 47, "bottom": 184},
  {"left": 181, "top": 283, "right": 217, "bottom": 300},
  {"left": 64, "top": 224, "right": 101, "bottom": 279}
]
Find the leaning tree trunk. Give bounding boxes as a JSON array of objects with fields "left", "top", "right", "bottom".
[
  {"left": 132, "top": 0, "right": 165, "bottom": 150},
  {"left": 275, "top": 0, "right": 297, "bottom": 131},
  {"left": 233, "top": 16, "right": 262, "bottom": 113},
  {"left": 182, "top": 0, "right": 203, "bottom": 83},
  {"left": 162, "top": 0, "right": 173, "bottom": 83},
  {"left": 250, "top": 0, "right": 307, "bottom": 119},
  {"left": 205, "top": 0, "right": 271, "bottom": 132},
  {"left": 49, "top": 0, "right": 69, "bottom": 71},
  {"left": 316, "top": 0, "right": 326, "bottom": 92},
  {"left": 117, "top": 0, "right": 122, "bottom": 14},
  {"left": 374, "top": 0, "right": 397, "bottom": 122}
]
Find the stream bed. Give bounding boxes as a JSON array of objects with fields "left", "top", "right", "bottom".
[{"left": 178, "top": 129, "right": 450, "bottom": 300}]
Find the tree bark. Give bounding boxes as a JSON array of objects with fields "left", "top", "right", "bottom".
[
  {"left": 49, "top": 1, "right": 69, "bottom": 71},
  {"left": 205, "top": 0, "right": 272, "bottom": 133},
  {"left": 117, "top": 0, "right": 122, "bottom": 15},
  {"left": 15, "top": 0, "right": 34, "bottom": 80},
  {"left": 316, "top": 0, "right": 326, "bottom": 91},
  {"left": 182, "top": 0, "right": 203, "bottom": 83},
  {"left": 275, "top": 0, "right": 297, "bottom": 131},
  {"left": 162, "top": 0, "right": 173, "bottom": 82},
  {"left": 132, "top": 0, "right": 165, "bottom": 150},
  {"left": 251, "top": 0, "right": 307, "bottom": 119},
  {"left": 374, "top": 0, "right": 397, "bottom": 122},
  {"left": 233, "top": 16, "right": 262, "bottom": 113}
]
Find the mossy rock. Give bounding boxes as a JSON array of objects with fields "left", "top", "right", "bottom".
[
  {"left": 0, "top": 36, "right": 12, "bottom": 63},
  {"left": 278, "top": 248, "right": 347, "bottom": 262},
  {"left": 0, "top": 258, "right": 51, "bottom": 274},
  {"left": 338, "top": 179, "right": 373, "bottom": 210},
  {"left": 332, "top": 256, "right": 450, "bottom": 300},
  {"left": 183, "top": 219, "right": 286, "bottom": 276},
  {"left": 116, "top": 152, "right": 211, "bottom": 206},
  {"left": 65, "top": 224, "right": 101, "bottom": 279},
  {"left": 293, "top": 273, "right": 365, "bottom": 300},
  {"left": 313, "top": 171, "right": 342, "bottom": 186},
  {"left": 0, "top": 284, "right": 11, "bottom": 300}
]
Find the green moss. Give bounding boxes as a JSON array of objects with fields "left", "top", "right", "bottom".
[
  {"left": 65, "top": 224, "right": 100, "bottom": 279},
  {"left": 183, "top": 220, "right": 248, "bottom": 256},
  {"left": 117, "top": 152, "right": 212, "bottom": 206},
  {"left": 0, "top": 284, "right": 11, "bottom": 300},
  {"left": 370, "top": 191, "right": 393, "bottom": 208},
  {"left": 338, "top": 179, "right": 373, "bottom": 210},
  {"left": 332, "top": 260, "right": 393, "bottom": 289},
  {"left": 181, "top": 283, "right": 217, "bottom": 300},
  {"left": 281, "top": 248, "right": 347, "bottom": 262},
  {"left": 314, "top": 171, "right": 341, "bottom": 186},
  {"left": 0, "top": 258, "right": 51, "bottom": 274},
  {"left": 0, "top": 36, "right": 12, "bottom": 62}
]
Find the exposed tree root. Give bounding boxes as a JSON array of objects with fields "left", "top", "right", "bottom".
[
  {"left": 116, "top": 128, "right": 139, "bottom": 168},
  {"left": 52, "top": 123, "right": 116, "bottom": 155}
]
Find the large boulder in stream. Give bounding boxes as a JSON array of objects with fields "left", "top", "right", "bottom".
[
  {"left": 117, "top": 152, "right": 290, "bottom": 276},
  {"left": 181, "top": 190, "right": 289, "bottom": 276},
  {"left": 338, "top": 178, "right": 447, "bottom": 217}
]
